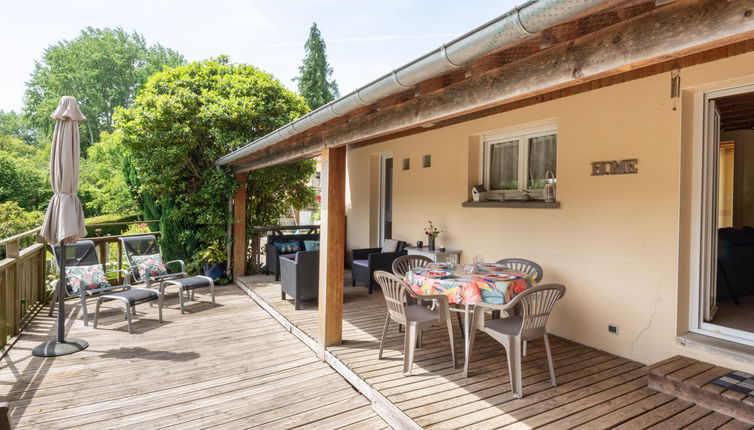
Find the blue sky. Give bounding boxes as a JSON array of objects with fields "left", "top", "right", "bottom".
[{"left": 1, "top": 0, "right": 519, "bottom": 112}]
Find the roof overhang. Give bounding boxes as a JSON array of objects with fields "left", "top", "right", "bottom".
[{"left": 218, "top": 0, "right": 754, "bottom": 172}]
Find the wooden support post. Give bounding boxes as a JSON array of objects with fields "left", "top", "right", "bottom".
[
  {"left": 318, "top": 146, "right": 346, "bottom": 355},
  {"left": 232, "top": 172, "right": 248, "bottom": 278}
]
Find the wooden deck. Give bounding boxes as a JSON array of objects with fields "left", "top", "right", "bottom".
[
  {"left": 0, "top": 285, "right": 388, "bottom": 429},
  {"left": 238, "top": 274, "right": 754, "bottom": 430}
]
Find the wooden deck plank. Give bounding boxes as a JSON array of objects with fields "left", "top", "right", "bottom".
[
  {"left": 645, "top": 405, "right": 713, "bottom": 430},
  {"left": 236, "top": 275, "right": 753, "bottom": 430},
  {"left": 0, "top": 285, "right": 387, "bottom": 429}
]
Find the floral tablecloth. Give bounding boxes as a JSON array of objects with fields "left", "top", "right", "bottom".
[{"left": 404, "top": 262, "right": 535, "bottom": 305}]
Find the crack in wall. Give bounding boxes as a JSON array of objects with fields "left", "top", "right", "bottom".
[{"left": 630, "top": 282, "right": 663, "bottom": 359}]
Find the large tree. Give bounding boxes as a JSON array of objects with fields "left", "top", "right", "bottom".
[
  {"left": 0, "top": 135, "right": 49, "bottom": 210},
  {"left": 116, "top": 57, "right": 315, "bottom": 266},
  {"left": 0, "top": 110, "right": 38, "bottom": 145},
  {"left": 295, "top": 23, "right": 339, "bottom": 110},
  {"left": 24, "top": 27, "right": 185, "bottom": 148}
]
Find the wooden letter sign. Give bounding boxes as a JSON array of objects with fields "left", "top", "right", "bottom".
[{"left": 591, "top": 159, "right": 638, "bottom": 176}]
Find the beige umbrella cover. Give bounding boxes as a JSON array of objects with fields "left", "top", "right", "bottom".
[{"left": 39, "top": 96, "right": 87, "bottom": 245}]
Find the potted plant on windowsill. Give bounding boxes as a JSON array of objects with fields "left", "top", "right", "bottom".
[{"left": 199, "top": 242, "right": 227, "bottom": 280}]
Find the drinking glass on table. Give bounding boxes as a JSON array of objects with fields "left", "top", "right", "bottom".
[{"left": 473, "top": 254, "right": 485, "bottom": 271}]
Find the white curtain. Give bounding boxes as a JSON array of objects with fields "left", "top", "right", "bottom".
[
  {"left": 527, "top": 134, "right": 556, "bottom": 189},
  {"left": 489, "top": 140, "right": 518, "bottom": 190}
]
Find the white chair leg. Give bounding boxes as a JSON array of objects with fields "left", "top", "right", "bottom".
[
  {"left": 405, "top": 324, "right": 418, "bottom": 376},
  {"left": 378, "top": 314, "right": 390, "bottom": 360},
  {"left": 158, "top": 294, "right": 164, "bottom": 323},
  {"left": 523, "top": 340, "right": 528, "bottom": 357},
  {"left": 210, "top": 281, "right": 216, "bottom": 306},
  {"left": 506, "top": 336, "right": 523, "bottom": 398},
  {"left": 543, "top": 333, "right": 556, "bottom": 387},
  {"left": 402, "top": 325, "right": 410, "bottom": 374},
  {"left": 463, "top": 308, "right": 482, "bottom": 377},
  {"left": 446, "top": 316, "right": 457, "bottom": 369}
]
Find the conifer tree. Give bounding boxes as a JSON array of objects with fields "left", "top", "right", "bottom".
[{"left": 295, "top": 23, "right": 339, "bottom": 109}]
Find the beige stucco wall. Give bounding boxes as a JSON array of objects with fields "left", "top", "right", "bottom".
[{"left": 346, "top": 51, "right": 754, "bottom": 369}]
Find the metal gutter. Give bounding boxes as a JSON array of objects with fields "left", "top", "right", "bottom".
[{"left": 216, "top": 0, "right": 612, "bottom": 167}]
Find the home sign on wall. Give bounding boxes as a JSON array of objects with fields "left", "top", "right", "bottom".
[{"left": 591, "top": 159, "right": 638, "bottom": 176}]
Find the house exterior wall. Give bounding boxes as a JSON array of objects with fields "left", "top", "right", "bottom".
[{"left": 346, "top": 50, "right": 754, "bottom": 369}]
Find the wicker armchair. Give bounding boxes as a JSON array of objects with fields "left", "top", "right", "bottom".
[{"left": 351, "top": 239, "right": 407, "bottom": 293}]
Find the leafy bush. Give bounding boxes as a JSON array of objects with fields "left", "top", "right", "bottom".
[
  {"left": 0, "top": 201, "right": 44, "bottom": 258},
  {"left": 116, "top": 57, "right": 312, "bottom": 267},
  {"left": 80, "top": 131, "right": 140, "bottom": 217},
  {"left": 84, "top": 214, "right": 143, "bottom": 237}
]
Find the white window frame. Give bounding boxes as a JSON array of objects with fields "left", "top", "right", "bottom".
[{"left": 482, "top": 123, "right": 558, "bottom": 200}]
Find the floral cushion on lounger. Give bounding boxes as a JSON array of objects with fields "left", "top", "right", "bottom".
[
  {"left": 65, "top": 264, "right": 110, "bottom": 294},
  {"left": 131, "top": 253, "right": 168, "bottom": 280}
]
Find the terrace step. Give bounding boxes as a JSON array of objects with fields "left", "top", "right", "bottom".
[{"left": 647, "top": 355, "right": 754, "bottom": 424}]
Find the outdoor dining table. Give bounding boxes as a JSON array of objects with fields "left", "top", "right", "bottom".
[{"left": 404, "top": 262, "right": 537, "bottom": 367}]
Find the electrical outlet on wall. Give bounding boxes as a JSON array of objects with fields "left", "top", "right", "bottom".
[{"left": 608, "top": 324, "right": 619, "bottom": 335}]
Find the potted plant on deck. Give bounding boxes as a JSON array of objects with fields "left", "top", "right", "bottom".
[{"left": 199, "top": 241, "right": 227, "bottom": 280}]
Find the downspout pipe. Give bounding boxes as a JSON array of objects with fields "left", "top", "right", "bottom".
[{"left": 216, "top": 0, "right": 610, "bottom": 167}]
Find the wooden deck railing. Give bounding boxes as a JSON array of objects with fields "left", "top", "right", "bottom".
[
  {"left": 0, "top": 220, "right": 159, "bottom": 350},
  {"left": 249, "top": 224, "right": 320, "bottom": 271}
]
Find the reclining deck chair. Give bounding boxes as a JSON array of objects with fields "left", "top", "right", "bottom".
[
  {"left": 120, "top": 235, "right": 186, "bottom": 287},
  {"left": 121, "top": 234, "right": 216, "bottom": 313},
  {"left": 48, "top": 240, "right": 131, "bottom": 325}
]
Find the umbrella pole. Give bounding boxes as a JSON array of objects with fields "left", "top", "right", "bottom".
[
  {"left": 31, "top": 241, "right": 89, "bottom": 357},
  {"left": 56, "top": 241, "right": 66, "bottom": 343}
]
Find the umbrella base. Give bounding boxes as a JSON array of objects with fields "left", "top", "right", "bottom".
[{"left": 31, "top": 338, "right": 89, "bottom": 357}]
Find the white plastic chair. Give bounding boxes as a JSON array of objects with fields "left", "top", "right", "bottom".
[
  {"left": 373, "top": 270, "right": 456, "bottom": 375},
  {"left": 464, "top": 283, "right": 565, "bottom": 398}
]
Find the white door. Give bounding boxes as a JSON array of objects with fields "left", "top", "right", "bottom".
[{"left": 702, "top": 99, "right": 721, "bottom": 321}]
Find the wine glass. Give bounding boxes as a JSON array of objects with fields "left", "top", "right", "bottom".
[
  {"left": 445, "top": 254, "right": 458, "bottom": 266},
  {"left": 473, "top": 254, "right": 485, "bottom": 265}
]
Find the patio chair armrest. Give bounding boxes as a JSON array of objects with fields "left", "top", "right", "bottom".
[
  {"left": 165, "top": 259, "right": 185, "bottom": 273},
  {"left": 368, "top": 250, "right": 407, "bottom": 271},
  {"left": 352, "top": 247, "right": 381, "bottom": 260}
]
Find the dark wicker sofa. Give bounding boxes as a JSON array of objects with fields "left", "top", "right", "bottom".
[
  {"left": 351, "top": 239, "right": 407, "bottom": 293},
  {"left": 266, "top": 233, "right": 319, "bottom": 281}
]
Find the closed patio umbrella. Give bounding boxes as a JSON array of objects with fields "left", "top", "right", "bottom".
[{"left": 32, "top": 96, "right": 89, "bottom": 357}]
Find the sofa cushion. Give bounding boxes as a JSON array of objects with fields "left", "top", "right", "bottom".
[
  {"left": 381, "top": 239, "right": 399, "bottom": 253},
  {"left": 352, "top": 259, "right": 369, "bottom": 268},
  {"left": 304, "top": 240, "right": 320, "bottom": 251},
  {"left": 274, "top": 242, "right": 300, "bottom": 254}
]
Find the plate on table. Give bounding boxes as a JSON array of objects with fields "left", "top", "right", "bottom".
[
  {"left": 485, "top": 273, "right": 516, "bottom": 281},
  {"left": 422, "top": 270, "right": 451, "bottom": 277}
]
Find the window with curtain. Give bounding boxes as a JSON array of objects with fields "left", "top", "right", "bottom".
[{"left": 483, "top": 124, "right": 557, "bottom": 198}]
